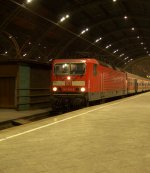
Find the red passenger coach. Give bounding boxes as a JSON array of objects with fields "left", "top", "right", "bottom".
[{"left": 51, "top": 58, "right": 127, "bottom": 109}]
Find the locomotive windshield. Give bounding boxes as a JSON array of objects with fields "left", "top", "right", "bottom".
[{"left": 54, "top": 63, "right": 85, "bottom": 75}]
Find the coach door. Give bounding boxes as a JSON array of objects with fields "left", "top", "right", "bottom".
[
  {"left": 0, "top": 77, "right": 16, "bottom": 108},
  {"left": 135, "top": 79, "right": 138, "bottom": 93}
]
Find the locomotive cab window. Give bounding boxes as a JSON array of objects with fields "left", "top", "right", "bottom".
[
  {"left": 54, "top": 63, "right": 85, "bottom": 75},
  {"left": 70, "top": 63, "right": 85, "bottom": 75},
  {"left": 93, "top": 64, "right": 97, "bottom": 76},
  {"left": 54, "top": 63, "right": 70, "bottom": 75}
]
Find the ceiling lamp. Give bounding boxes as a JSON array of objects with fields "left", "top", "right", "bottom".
[
  {"left": 80, "top": 28, "right": 89, "bottom": 35},
  {"left": 124, "top": 16, "right": 128, "bottom": 20},
  {"left": 60, "top": 14, "right": 70, "bottom": 23},
  {"left": 131, "top": 27, "right": 135, "bottom": 31},
  {"left": 95, "top": 37, "right": 102, "bottom": 43},
  {"left": 26, "top": 0, "right": 33, "bottom": 3}
]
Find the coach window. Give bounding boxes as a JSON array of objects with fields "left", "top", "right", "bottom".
[{"left": 93, "top": 64, "right": 97, "bottom": 76}]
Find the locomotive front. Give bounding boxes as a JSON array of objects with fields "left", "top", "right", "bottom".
[{"left": 51, "top": 59, "right": 88, "bottom": 110}]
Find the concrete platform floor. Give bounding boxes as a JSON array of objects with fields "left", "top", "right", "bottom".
[{"left": 0, "top": 92, "right": 150, "bottom": 173}]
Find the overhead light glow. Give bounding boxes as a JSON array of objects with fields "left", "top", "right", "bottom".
[
  {"left": 124, "top": 16, "right": 127, "bottom": 19},
  {"left": 26, "top": 0, "right": 32, "bottom": 3},
  {"left": 106, "top": 44, "right": 112, "bottom": 49},
  {"left": 131, "top": 27, "right": 135, "bottom": 31},
  {"left": 119, "top": 53, "right": 124, "bottom": 57},
  {"left": 66, "top": 14, "right": 69, "bottom": 18},
  {"left": 124, "top": 57, "right": 129, "bottom": 60},
  {"left": 95, "top": 37, "right": 102, "bottom": 43},
  {"left": 80, "top": 28, "right": 89, "bottom": 35},
  {"left": 60, "top": 14, "right": 70, "bottom": 23},
  {"left": 113, "top": 49, "right": 119, "bottom": 54},
  {"left": 60, "top": 17, "right": 65, "bottom": 22},
  {"left": 23, "top": 53, "right": 27, "bottom": 57}
]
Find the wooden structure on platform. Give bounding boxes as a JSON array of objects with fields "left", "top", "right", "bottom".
[{"left": 0, "top": 59, "right": 51, "bottom": 110}]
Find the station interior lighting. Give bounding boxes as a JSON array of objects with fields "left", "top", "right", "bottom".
[
  {"left": 26, "top": 0, "right": 33, "bottom": 3},
  {"left": 113, "top": 49, "right": 119, "bottom": 54},
  {"left": 124, "top": 16, "right": 128, "bottom": 19},
  {"left": 23, "top": 53, "right": 27, "bottom": 57},
  {"left": 80, "top": 28, "right": 89, "bottom": 35},
  {"left": 131, "top": 27, "right": 135, "bottom": 31},
  {"left": 119, "top": 53, "right": 124, "bottom": 57},
  {"left": 124, "top": 57, "right": 129, "bottom": 60},
  {"left": 95, "top": 37, "right": 102, "bottom": 43},
  {"left": 106, "top": 44, "right": 112, "bottom": 49},
  {"left": 60, "top": 14, "right": 70, "bottom": 23}
]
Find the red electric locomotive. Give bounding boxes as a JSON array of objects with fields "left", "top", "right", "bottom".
[{"left": 51, "top": 58, "right": 128, "bottom": 110}]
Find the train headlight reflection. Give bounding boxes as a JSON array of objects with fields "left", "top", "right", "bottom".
[
  {"left": 80, "top": 87, "right": 86, "bottom": 92},
  {"left": 53, "top": 87, "right": 58, "bottom": 92}
]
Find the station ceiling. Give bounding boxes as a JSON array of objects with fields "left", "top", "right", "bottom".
[{"left": 0, "top": 0, "right": 150, "bottom": 76}]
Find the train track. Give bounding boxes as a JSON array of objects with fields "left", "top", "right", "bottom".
[{"left": 0, "top": 111, "right": 60, "bottom": 131}]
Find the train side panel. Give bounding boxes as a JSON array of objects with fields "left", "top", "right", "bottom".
[
  {"left": 102, "top": 66, "right": 127, "bottom": 98},
  {"left": 86, "top": 61, "right": 102, "bottom": 101}
]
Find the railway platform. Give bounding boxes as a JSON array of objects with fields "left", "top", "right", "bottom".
[
  {"left": 0, "top": 108, "right": 51, "bottom": 124},
  {"left": 0, "top": 92, "right": 150, "bottom": 173}
]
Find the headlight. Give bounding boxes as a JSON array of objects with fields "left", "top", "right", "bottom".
[
  {"left": 53, "top": 87, "right": 57, "bottom": 92},
  {"left": 80, "top": 87, "right": 86, "bottom": 92},
  {"left": 67, "top": 76, "right": 71, "bottom": 80}
]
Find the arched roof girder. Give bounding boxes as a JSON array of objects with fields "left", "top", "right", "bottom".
[
  {"left": 70, "top": 0, "right": 150, "bottom": 16},
  {"left": 122, "top": 55, "right": 150, "bottom": 70},
  {"left": 113, "top": 48, "right": 149, "bottom": 66},
  {"left": 113, "top": 43, "right": 150, "bottom": 54},
  {"left": 92, "top": 27, "right": 150, "bottom": 44},
  {"left": 88, "top": 16, "right": 150, "bottom": 33},
  {"left": 105, "top": 36, "right": 150, "bottom": 49}
]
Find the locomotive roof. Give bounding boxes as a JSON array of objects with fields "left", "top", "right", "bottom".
[
  {"left": 53, "top": 58, "right": 123, "bottom": 70},
  {"left": 53, "top": 58, "right": 99, "bottom": 64}
]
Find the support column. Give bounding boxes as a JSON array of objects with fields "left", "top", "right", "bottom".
[{"left": 17, "top": 65, "right": 30, "bottom": 110}]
